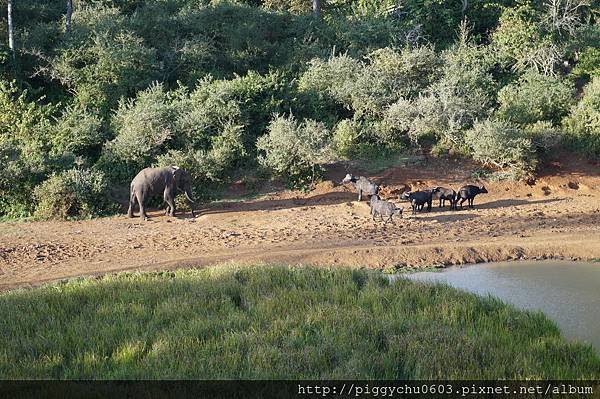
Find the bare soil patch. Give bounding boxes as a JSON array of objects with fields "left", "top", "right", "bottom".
[{"left": 2, "top": 155, "right": 600, "bottom": 291}]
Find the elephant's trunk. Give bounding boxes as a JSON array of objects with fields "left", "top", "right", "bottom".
[
  {"left": 185, "top": 189, "right": 196, "bottom": 218},
  {"left": 184, "top": 190, "right": 195, "bottom": 204}
]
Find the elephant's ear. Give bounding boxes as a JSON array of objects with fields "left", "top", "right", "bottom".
[{"left": 171, "top": 166, "right": 183, "bottom": 181}]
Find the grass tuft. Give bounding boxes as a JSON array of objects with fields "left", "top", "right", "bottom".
[{"left": 0, "top": 265, "right": 598, "bottom": 379}]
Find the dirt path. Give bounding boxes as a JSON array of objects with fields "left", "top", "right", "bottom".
[{"left": 1, "top": 157, "right": 600, "bottom": 291}]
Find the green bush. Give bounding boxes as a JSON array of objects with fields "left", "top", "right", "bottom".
[
  {"left": 497, "top": 71, "right": 574, "bottom": 126},
  {"left": 379, "top": 97, "right": 427, "bottom": 145},
  {"left": 298, "top": 54, "right": 362, "bottom": 110},
  {"left": 571, "top": 47, "right": 600, "bottom": 79},
  {"left": 350, "top": 46, "right": 441, "bottom": 118},
  {"left": 106, "top": 83, "right": 175, "bottom": 171},
  {"left": 524, "top": 121, "right": 562, "bottom": 156},
  {"left": 299, "top": 47, "right": 441, "bottom": 120},
  {"left": 33, "top": 168, "right": 111, "bottom": 220},
  {"left": 492, "top": 5, "right": 545, "bottom": 71},
  {"left": 174, "top": 81, "right": 243, "bottom": 150},
  {"left": 366, "top": 46, "right": 441, "bottom": 99},
  {"left": 50, "top": 10, "right": 160, "bottom": 112},
  {"left": 562, "top": 77, "right": 600, "bottom": 158},
  {"left": 384, "top": 74, "right": 491, "bottom": 148},
  {"left": 386, "top": 36, "right": 496, "bottom": 148},
  {"left": 100, "top": 74, "right": 266, "bottom": 185},
  {"left": 50, "top": 104, "right": 104, "bottom": 156},
  {"left": 207, "top": 124, "right": 247, "bottom": 176},
  {"left": 177, "top": 72, "right": 289, "bottom": 145},
  {"left": 465, "top": 119, "right": 536, "bottom": 178},
  {"left": 156, "top": 124, "right": 247, "bottom": 187},
  {"left": 0, "top": 81, "right": 54, "bottom": 217},
  {"left": 332, "top": 119, "right": 362, "bottom": 158},
  {"left": 257, "top": 115, "right": 333, "bottom": 188},
  {"left": 0, "top": 0, "right": 594, "bottom": 220}
]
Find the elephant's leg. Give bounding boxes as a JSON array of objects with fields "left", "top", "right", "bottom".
[
  {"left": 127, "top": 190, "right": 136, "bottom": 218},
  {"left": 137, "top": 192, "right": 148, "bottom": 221},
  {"left": 188, "top": 199, "right": 196, "bottom": 218},
  {"left": 163, "top": 190, "right": 171, "bottom": 216},
  {"left": 164, "top": 188, "right": 176, "bottom": 217}
]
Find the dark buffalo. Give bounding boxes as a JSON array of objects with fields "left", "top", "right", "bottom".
[
  {"left": 457, "top": 185, "right": 488, "bottom": 209},
  {"left": 401, "top": 190, "right": 433, "bottom": 215},
  {"left": 432, "top": 186, "right": 457, "bottom": 210}
]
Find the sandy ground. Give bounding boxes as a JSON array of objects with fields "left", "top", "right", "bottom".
[{"left": 1, "top": 156, "right": 600, "bottom": 291}]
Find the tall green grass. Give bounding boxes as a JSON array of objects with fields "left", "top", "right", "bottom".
[{"left": 0, "top": 266, "right": 598, "bottom": 379}]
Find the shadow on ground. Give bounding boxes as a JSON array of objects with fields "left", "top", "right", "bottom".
[
  {"left": 475, "top": 198, "right": 564, "bottom": 210},
  {"left": 193, "top": 191, "right": 358, "bottom": 216},
  {"left": 414, "top": 213, "right": 480, "bottom": 223}
]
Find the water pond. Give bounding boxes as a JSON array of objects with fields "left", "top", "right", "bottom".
[{"left": 396, "top": 261, "right": 600, "bottom": 352}]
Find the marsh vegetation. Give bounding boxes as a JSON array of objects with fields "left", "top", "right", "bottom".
[{"left": 1, "top": 266, "right": 598, "bottom": 379}]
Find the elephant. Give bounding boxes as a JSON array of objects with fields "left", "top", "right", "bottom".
[{"left": 127, "top": 166, "right": 196, "bottom": 220}]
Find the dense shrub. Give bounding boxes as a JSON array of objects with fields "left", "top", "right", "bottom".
[
  {"left": 100, "top": 74, "right": 266, "bottom": 185},
  {"left": 562, "top": 77, "right": 600, "bottom": 158},
  {"left": 50, "top": 104, "right": 104, "bottom": 156},
  {"left": 367, "top": 46, "right": 441, "bottom": 98},
  {"left": 380, "top": 97, "right": 425, "bottom": 144},
  {"left": 49, "top": 5, "right": 159, "bottom": 112},
  {"left": 381, "top": 36, "right": 495, "bottom": 148},
  {"left": 299, "top": 47, "right": 441, "bottom": 119},
  {"left": 492, "top": 0, "right": 595, "bottom": 76},
  {"left": 106, "top": 83, "right": 175, "bottom": 171},
  {"left": 0, "top": 139, "right": 49, "bottom": 218},
  {"left": 465, "top": 120, "right": 536, "bottom": 178},
  {"left": 571, "top": 47, "right": 600, "bottom": 79},
  {"left": 0, "top": 0, "right": 596, "bottom": 219},
  {"left": 257, "top": 115, "right": 333, "bottom": 188},
  {"left": 497, "top": 71, "right": 574, "bottom": 126},
  {"left": 351, "top": 46, "right": 441, "bottom": 118},
  {"left": 174, "top": 82, "right": 243, "bottom": 150},
  {"left": 178, "top": 72, "right": 290, "bottom": 144},
  {"left": 493, "top": 5, "right": 545, "bottom": 72},
  {"left": 299, "top": 46, "right": 445, "bottom": 150},
  {"left": 0, "top": 81, "right": 55, "bottom": 217},
  {"left": 332, "top": 119, "right": 363, "bottom": 159},
  {"left": 524, "top": 121, "right": 562, "bottom": 156},
  {"left": 298, "top": 54, "right": 362, "bottom": 110},
  {"left": 33, "top": 168, "right": 111, "bottom": 220}
]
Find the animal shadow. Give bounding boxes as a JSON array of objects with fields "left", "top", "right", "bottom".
[
  {"left": 194, "top": 191, "right": 358, "bottom": 216},
  {"left": 414, "top": 213, "right": 479, "bottom": 223},
  {"left": 475, "top": 198, "right": 564, "bottom": 210}
]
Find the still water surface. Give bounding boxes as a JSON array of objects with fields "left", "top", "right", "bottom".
[{"left": 398, "top": 261, "right": 600, "bottom": 352}]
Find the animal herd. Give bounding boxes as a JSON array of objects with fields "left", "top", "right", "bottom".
[
  {"left": 126, "top": 166, "right": 488, "bottom": 223},
  {"left": 341, "top": 173, "right": 488, "bottom": 224}
]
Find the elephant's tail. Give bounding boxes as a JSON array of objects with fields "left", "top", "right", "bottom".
[{"left": 129, "top": 186, "right": 137, "bottom": 205}]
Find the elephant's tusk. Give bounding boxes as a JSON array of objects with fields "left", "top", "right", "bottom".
[{"left": 185, "top": 191, "right": 196, "bottom": 204}]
